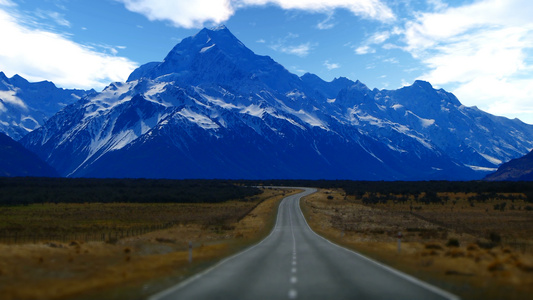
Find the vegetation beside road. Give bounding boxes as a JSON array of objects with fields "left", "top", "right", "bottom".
[
  {"left": 301, "top": 188, "right": 533, "bottom": 300},
  {"left": 0, "top": 181, "right": 298, "bottom": 300},
  {"left": 3, "top": 178, "right": 533, "bottom": 300},
  {"left": 0, "top": 178, "right": 261, "bottom": 205},
  {"left": 0, "top": 178, "right": 262, "bottom": 244}
]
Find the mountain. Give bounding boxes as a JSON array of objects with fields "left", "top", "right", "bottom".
[
  {"left": 20, "top": 26, "right": 533, "bottom": 180},
  {"left": 0, "top": 132, "right": 58, "bottom": 177},
  {"left": 484, "top": 150, "right": 533, "bottom": 181},
  {"left": 0, "top": 72, "right": 92, "bottom": 140}
]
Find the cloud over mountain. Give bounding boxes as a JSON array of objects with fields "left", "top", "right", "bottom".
[
  {"left": 0, "top": 5, "right": 137, "bottom": 90},
  {"left": 116, "top": 0, "right": 395, "bottom": 28}
]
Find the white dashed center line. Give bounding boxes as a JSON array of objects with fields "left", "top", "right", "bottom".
[
  {"left": 288, "top": 204, "right": 298, "bottom": 299},
  {"left": 288, "top": 288, "right": 298, "bottom": 299},
  {"left": 290, "top": 276, "right": 298, "bottom": 284}
]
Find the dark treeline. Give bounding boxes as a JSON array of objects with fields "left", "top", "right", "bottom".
[
  {"left": 0, "top": 178, "right": 262, "bottom": 205},
  {"left": 3, "top": 178, "right": 533, "bottom": 206},
  {"left": 242, "top": 180, "right": 533, "bottom": 202}
]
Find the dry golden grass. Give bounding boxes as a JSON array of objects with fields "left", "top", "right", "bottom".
[
  {"left": 0, "top": 188, "right": 299, "bottom": 300},
  {"left": 301, "top": 189, "right": 533, "bottom": 300},
  {"left": 0, "top": 195, "right": 272, "bottom": 243}
]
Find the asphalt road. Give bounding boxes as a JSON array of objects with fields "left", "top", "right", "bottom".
[{"left": 150, "top": 188, "right": 459, "bottom": 300}]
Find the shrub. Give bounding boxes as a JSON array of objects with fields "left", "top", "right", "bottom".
[
  {"left": 466, "top": 244, "right": 479, "bottom": 251},
  {"left": 488, "top": 260, "right": 505, "bottom": 272},
  {"left": 155, "top": 237, "right": 175, "bottom": 244},
  {"left": 445, "top": 248, "right": 465, "bottom": 258},
  {"left": 516, "top": 261, "right": 533, "bottom": 272},
  {"left": 493, "top": 202, "right": 507, "bottom": 211},
  {"left": 446, "top": 238, "right": 460, "bottom": 247},
  {"left": 106, "top": 237, "right": 118, "bottom": 244},
  {"left": 489, "top": 232, "right": 502, "bottom": 244},
  {"left": 477, "top": 241, "right": 496, "bottom": 250},
  {"left": 425, "top": 243, "right": 443, "bottom": 250}
]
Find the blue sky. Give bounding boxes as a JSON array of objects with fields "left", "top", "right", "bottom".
[{"left": 1, "top": 0, "right": 533, "bottom": 124}]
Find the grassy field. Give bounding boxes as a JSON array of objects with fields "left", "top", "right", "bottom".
[
  {"left": 301, "top": 189, "right": 533, "bottom": 300},
  {"left": 0, "top": 200, "right": 262, "bottom": 244},
  {"left": 0, "top": 187, "right": 299, "bottom": 300},
  {"left": 4, "top": 178, "right": 533, "bottom": 300}
]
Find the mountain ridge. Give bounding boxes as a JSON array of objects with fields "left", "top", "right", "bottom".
[
  {"left": 0, "top": 72, "right": 92, "bottom": 140},
  {"left": 19, "top": 26, "right": 533, "bottom": 180},
  {"left": 485, "top": 150, "right": 533, "bottom": 181}
]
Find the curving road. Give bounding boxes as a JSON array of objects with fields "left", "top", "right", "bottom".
[{"left": 150, "top": 188, "right": 459, "bottom": 300}]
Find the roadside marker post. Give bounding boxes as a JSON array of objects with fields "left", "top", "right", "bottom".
[
  {"left": 189, "top": 241, "right": 193, "bottom": 263},
  {"left": 397, "top": 232, "right": 403, "bottom": 254}
]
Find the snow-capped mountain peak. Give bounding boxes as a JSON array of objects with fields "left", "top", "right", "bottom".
[
  {"left": 128, "top": 25, "right": 301, "bottom": 95},
  {"left": 20, "top": 26, "right": 533, "bottom": 180}
]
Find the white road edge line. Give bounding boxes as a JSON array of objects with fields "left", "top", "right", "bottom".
[
  {"left": 296, "top": 188, "right": 461, "bottom": 300},
  {"left": 148, "top": 189, "right": 304, "bottom": 300}
]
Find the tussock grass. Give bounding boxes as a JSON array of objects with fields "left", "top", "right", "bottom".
[
  {"left": 425, "top": 242, "right": 444, "bottom": 250},
  {"left": 301, "top": 189, "right": 533, "bottom": 300},
  {"left": 0, "top": 188, "right": 298, "bottom": 300}
]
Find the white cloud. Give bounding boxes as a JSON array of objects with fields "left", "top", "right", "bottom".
[
  {"left": 369, "top": 31, "right": 390, "bottom": 44},
  {"left": 453, "top": 78, "right": 533, "bottom": 122},
  {"left": 0, "top": 8, "right": 138, "bottom": 90},
  {"left": 242, "top": 0, "right": 395, "bottom": 22},
  {"left": 354, "top": 30, "right": 391, "bottom": 55},
  {"left": 324, "top": 60, "right": 340, "bottom": 70},
  {"left": 421, "top": 27, "right": 531, "bottom": 84},
  {"left": 404, "top": 0, "right": 533, "bottom": 55},
  {"left": 401, "top": 0, "right": 533, "bottom": 123},
  {"left": 316, "top": 12, "right": 335, "bottom": 30},
  {"left": 35, "top": 9, "right": 71, "bottom": 27},
  {"left": 116, "top": 0, "right": 395, "bottom": 29},
  {"left": 270, "top": 33, "right": 314, "bottom": 57},
  {"left": 0, "top": 90, "right": 27, "bottom": 109},
  {"left": 273, "top": 43, "right": 312, "bottom": 57},
  {"left": 426, "top": 0, "right": 447, "bottom": 11},
  {"left": 290, "top": 66, "right": 307, "bottom": 74},
  {"left": 0, "top": 0, "right": 15, "bottom": 6},
  {"left": 117, "top": 0, "right": 234, "bottom": 28},
  {"left": 383, "top": 57, "right": 398, "bottom": 64},
  {"left": 355, "top": 45, "right": 374, "bottom": 55}
]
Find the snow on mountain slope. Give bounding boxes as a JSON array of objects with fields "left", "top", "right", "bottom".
[
  {"left": 331, "top": 80, "right": 533, "bottom": 170},
  {"left": 0, "top": 72, "right": 91, "bottom": 140},
  {"left": 20, "top": 26, "right": 533, "bottom": 180}
]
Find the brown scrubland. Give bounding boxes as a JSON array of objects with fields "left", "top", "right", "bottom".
[
  {"left": 301, "top": 189, "right": 533, "bottom": 300},
  {"left": 3, "top": 179, "right": 533, "bottom": 300},
  {"left": 0, "top": 187, "right": 298, "bottom": 300}
]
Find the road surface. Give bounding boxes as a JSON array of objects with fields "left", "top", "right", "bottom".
[{"left": 150, "top": 188, "right": 459, "bottom": 300}]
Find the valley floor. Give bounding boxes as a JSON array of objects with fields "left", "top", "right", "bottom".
[
  {"left": 301, "top": 189, "right": 533, "bottom": 300},
  {"left": 2, "top": 185, "right": 533, "bottom": 300},
  {"left": 0, "top": 188, "right": 298, "bottom": 300}
]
